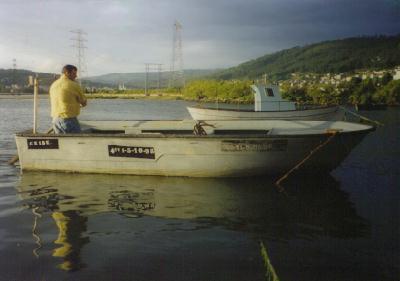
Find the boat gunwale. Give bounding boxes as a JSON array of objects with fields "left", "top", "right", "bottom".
[
  {"left": 187, "top": 104, "right": 339, "bottom": 113},
  {"left": 15, "top": 126, "right": 375, "bottom": 139}
]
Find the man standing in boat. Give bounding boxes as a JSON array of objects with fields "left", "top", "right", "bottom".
[{"left": 49, "top": 65, "right": 87, "bottom": 133}]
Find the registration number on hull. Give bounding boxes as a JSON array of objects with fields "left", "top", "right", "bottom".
[
  {"left": 27, "top": 139, "right": 59, "bottom": 149},
  {"left": 108, "top": 145, "right": 155, "bottom": 159},
  {"left": 221, "top": 140, "right": 288, "bottom": 152}
]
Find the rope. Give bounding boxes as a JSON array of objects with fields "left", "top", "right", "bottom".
[
  {"left": 340, "top": 106, "right": 383, "bottom": 126},
  {"left": 275, "top": 130, "right": 338, "bottom": 190},
  {"left": 260, "top": 240, "right": 280, "bottom": 281}
]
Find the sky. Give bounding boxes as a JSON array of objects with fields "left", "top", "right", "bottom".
[{"left": 0, "top": 0, "right": 399, "bottom": 76}]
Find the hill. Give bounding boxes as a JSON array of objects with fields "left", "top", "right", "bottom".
[
  {"left": 0, "top": 68, "right": 219, "bottom": 91},
  {"left": 0, "top": 69, "right": 57, "bottom": 92},
  {"left": 0, "top": 68, "right": 57, "bottom": 85},
  {"left": 213, "top": 35, "right": 400, "bottom": 80},
  {"left": 2, "top": 35, "right": 399, "bottom": 91},
  {"left": 85, "top": 69, "right": 221, "bottom": 88}
]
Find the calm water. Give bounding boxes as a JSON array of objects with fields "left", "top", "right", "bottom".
[{"left": 0, "top": 98, "right": 399, "bottom": 281}]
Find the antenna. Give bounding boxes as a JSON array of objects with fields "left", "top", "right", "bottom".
[
  {"left": 70, "top": 29, "right": 88, "bottom": 85},
  {"left": 169, "top": 20, "right": 185, "bottom": 88}
]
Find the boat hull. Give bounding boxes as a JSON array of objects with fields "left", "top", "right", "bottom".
[
  {"left": 15, "top": 131, "right": 369, "bottom": 177},
  {"left": 187, "top": 105, "right": 344, "bottom": 121}
]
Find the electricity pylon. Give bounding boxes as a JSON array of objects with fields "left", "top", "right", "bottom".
[
  {"left": 169, "top": 20, "right": 185, "bottom": 88},
  {"left": 70, "top": 29, "right": 88, "bottom": 85}
]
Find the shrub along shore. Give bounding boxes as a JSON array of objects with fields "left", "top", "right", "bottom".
[
  {"left": 88, "top": 77, "right": 400, "bottom": 106},
  {"left": 4, "top": 76, "right": 398, "bottom": 106}
]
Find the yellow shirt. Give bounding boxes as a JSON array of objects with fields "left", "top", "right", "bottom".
[{"left": 49, "top": 75, "right": 87, "bottom": 118}]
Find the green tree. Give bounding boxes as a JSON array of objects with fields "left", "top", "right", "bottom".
[
  {"left": 281, "top": 86, "right": 310, "bottom": 103},
  {"left": 182, "top": 80, "right": 253, "bottom": 102},
  {"left": 376, "top": 80, "right": 400, "bottom": 105},
  {"left": 381, "top": 72, "right": 393, "bottom": 86}
]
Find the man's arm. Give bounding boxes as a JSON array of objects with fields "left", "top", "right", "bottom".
[{"left": 75, "top": 84, "right": 87, "bottom": 107}]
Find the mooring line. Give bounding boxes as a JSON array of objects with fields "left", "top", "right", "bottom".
[
  {"left": 260, "top": 240, "right": 280, "bottom": 281},
  {"left": 340, "top": 106, "right": 383, "bottom": 127},
  {"left": 275, "top": 131, "right": 338, "bottom": 191}
]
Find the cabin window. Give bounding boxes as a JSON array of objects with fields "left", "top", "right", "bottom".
[{"left": 265, "top": 88, "right": 274, "bottom": 97}]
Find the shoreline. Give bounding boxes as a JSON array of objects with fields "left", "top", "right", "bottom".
[
  {"left": 0, "top": 94, "right": 37, "bottom": 99},
  {"left": 1, "top": 94, "right": 398, "bottom": 107},
  {"left": 0, "top": 93, "right": 185, "bottom": 100},
  {"left": 0, "top": 94, "right": 252, "bottom": 104}
]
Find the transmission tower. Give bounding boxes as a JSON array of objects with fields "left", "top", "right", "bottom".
[
  {"left": 70, "top": 29, "right": 88, "bottom": 85},
  {"left": 169, "top": 20, "right": 185, "bottom": 88},
  {"left": 144, "top": 63, "right": 163, "bottom": 95}
]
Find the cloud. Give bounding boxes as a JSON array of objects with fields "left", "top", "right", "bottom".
[{"left": 0, "top": 0, "right": 399, "bottom": 75}]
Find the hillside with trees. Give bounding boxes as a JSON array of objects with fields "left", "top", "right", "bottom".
[
  {"left": 182, "top": 77, "right": 400, "bottom": 106},
  {"left": 213, "top": 35, "right": 400, "bottom": 80},
  {"left": 279, "top": 75, "right": 400, "bottom": 106}
]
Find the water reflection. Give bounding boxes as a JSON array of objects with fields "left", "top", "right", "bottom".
[
  {"left": 52, "top": 211, "right": 89, "bottom": 271},
  {"left": 16, "top": 172, "right": 368, "bottom": 272}
]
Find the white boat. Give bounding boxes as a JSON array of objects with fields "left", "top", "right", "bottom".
[
  {"left": 15, "top": 119, "right": 373, "bottom": 177},
  {"left": 187, "top": 84, "right": 344, "bottom": 121}
]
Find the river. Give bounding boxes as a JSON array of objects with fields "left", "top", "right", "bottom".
[{"left": 0, "top": 98, "right": 398, "bottom": 281}]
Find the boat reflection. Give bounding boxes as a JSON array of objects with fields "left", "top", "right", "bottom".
[{"left": 16, "top": 171, "right": 368, "bottom": 271}]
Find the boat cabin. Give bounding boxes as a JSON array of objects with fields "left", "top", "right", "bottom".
[{"left": 251, "top": 84, "right": 296, "bottom": 112}]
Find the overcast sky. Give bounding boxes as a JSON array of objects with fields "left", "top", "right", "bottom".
[{"left": 0, "top": 0, "right": 399, "bottom": 76}]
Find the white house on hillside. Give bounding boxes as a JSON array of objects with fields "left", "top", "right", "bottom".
[{"left": 393, "top": 67, "right": 400, "bottom": 80}]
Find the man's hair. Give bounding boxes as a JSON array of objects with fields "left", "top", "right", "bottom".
[{"left": 62, "top": 64, "right": 78, "bottom": 74}]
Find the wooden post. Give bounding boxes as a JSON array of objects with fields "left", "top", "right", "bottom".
[
  {"left": 145, "top": 64, "right": 149, "bottom": 96},
  {"left": 33, "top": 76, "right": 39, "bottom": 134}
]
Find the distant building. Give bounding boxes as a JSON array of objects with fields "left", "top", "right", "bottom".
[
  {"left": 393, "top": 67, "right": 400, "bottom": 80},
  {"left": 118, "top": 83, "right": 126, "bottom": 90}
]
